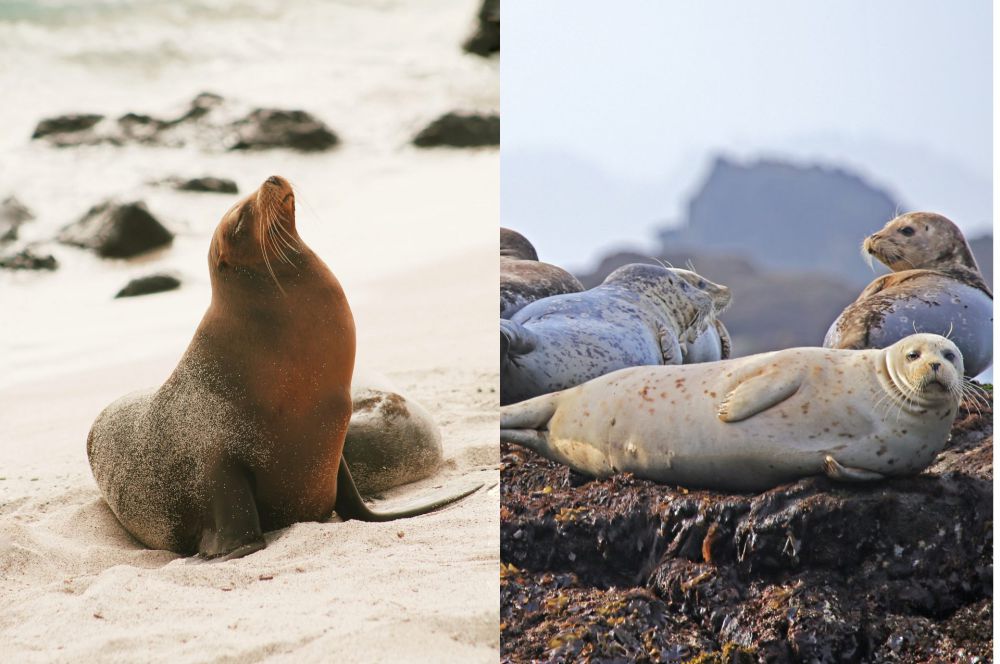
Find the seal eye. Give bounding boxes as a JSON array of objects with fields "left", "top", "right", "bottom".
[
  {"left": 698, "top": 281, "right": 706, "bottom": 288},
  {"left": 944, "top": 351, "right": 956, "bottom": 362},
  {"left": 906, "top": 351, "right": 920, "bottom": 361},
  {"left": 899, "top": 226, "right": 915, "bottom": 237}
]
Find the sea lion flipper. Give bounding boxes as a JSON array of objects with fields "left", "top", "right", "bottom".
[
  {"left": 334, "top": 458, "right": 482, "bottom": 523},
  {"left": 717, "top": 370, "right": 803, "bottom": 423},
  {"left": 822, "top": 455, "right": 886, "bottom": 483},
  {"left": 197, "top": 462, "right": 265, "bottom": 560}
]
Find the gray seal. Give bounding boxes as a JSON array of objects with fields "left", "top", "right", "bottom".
[
  {"left": 500, "top": 263, "right": 722, "bottom": 404},
  {"left": 500, "top": 227, "right": 583, "bottom": 318},
  {"left": 825, "top": 212, "right": 992, "bottom": 376}
]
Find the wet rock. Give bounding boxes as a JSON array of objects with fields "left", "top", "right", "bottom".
[
  {"left": 413, "top": 112, "right": 499, "bottom": 148},
  {"left": 500, "top": 394, "right": 993, "bottom": 661},
  {"left": 0, "top": 248, "right": 57, "bottom": 271},
  {"left": 31, "top": 113, "right": 105, "bottom": 143},
  {"left": 114, "top": 273, "right": 181, "bottom": 298},
  {"left": 0, "top": 196, "right": 35, "bottom": 243},
  {"left": 174, "top": 177, "right": 238, "bottom": 194},
  {"left": 58, "top": 201, "right": 173, "bottom": 258},
  {"left": 463, "top": 0, "right": 499, "bottom": 56},
  {"left": 229, "top": 109, "right": 339, "bottom": 152}
]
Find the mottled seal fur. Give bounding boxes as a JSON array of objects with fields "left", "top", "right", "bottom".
[
  {"left": 501, "top": 334, "right": 964, "bottom": 492},
  {"left": 500, "top": 264, "right": 721, "bottom": 405},
  {"left": 87, "top": 176, "right": 478, "bottom": 560},
  {"left": 345, "top": 373, "right": 443, "bottom": 495},
  {"left": 825, "top": 212, "right": 992, "bottom": 376},
  {"left": 669, "top": 268, "right": 732, "bottom": 362},
  {"left": 500, "top": 227, "right": 583, "bottom": 318}
]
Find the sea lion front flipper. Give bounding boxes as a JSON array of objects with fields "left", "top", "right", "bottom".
[
  {"left": 822, "top": 455, "right": 886, "bottom": 483},
  {"left": 334, "top": 458, "right": 482, "bottom": 523},
  {"left": 198, "top": 462, "right": 265, "bottom": 560},
  {"left": 717, "top": 370, "right": 803, "bottom": 423}
]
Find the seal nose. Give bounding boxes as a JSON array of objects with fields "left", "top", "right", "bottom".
[{"left": 930, "top": 362, "right": 941, "bottom": 372}]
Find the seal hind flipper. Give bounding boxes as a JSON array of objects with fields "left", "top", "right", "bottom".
[
  {"left": 717, "top": 370, "right": 803, "bottom": 423},
  {"left": 500, "top": 319, "right": 537, "bottom": 362},
  {"left": 822, "top": 455, "right": 886, "bottom": 483},
  {"left": 334, "top": 458, "right": 481, "bottom": 522},
  {"left": 197, "top": 462, "right": 265, "bottom": 560}
]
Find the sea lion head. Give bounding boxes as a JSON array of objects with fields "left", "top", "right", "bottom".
[
  {"left": 863, "top": 212, "right": 978, "bottom": 272},
  {"left": 603, "top": 263, "right": 714, "bottom": 342},
  {"left": 883, "top": 333, "right": 964, "bottom": 409},
  {"left": 209, "top": 175, "right": 305, "bottom": 292},
  {"left": 668, "top": 268, "right": 732, "bottom": 314},
  {"left": 500, "top": 227, "right": 539, "bottom": 261}
]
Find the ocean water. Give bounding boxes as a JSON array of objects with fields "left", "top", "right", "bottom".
[{"left": 0, "top": 0, "right": 498, "bottom": 388}]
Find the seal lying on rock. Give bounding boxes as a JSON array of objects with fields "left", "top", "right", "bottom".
[
  {"left": 501, "top": 334, "right": 964, "bottom": 492},
  {"left": 825, "top": 212, "right": 992, "bottom": 376},
  {"left": 500, "top": 227, "right": 583, "bottom": 319},
  {"left": 500, "top": 264, "right": 721, "bottom": 405},
  {"left": 87, "top": 176, "right": 478, "bottom": 560}
]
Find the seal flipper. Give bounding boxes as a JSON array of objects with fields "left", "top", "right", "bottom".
[
  {"left": 501, "top": 319, "right": 537, "bottom": 365},
  {"left": 823, "top": 455, "right": 886, "bottom": 483},
  {"left": 500, "top": 392, "right": 561, "bottom": 460},
  {"left": 198, "top": 462, "right": 265, "bottom": 560},
  {"left": 334, "top": 458, "right": 481, "bottom": 522},
  {"left": 717, "top": 370, "right": 803, "bottom": 423},
  {"left": 657, "top": 324, "right": 682, "bottom": 365}
]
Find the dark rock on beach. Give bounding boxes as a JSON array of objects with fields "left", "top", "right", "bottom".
[
  {"left": 0, "top": 248, "right": 58, "bottom": 271},
  {"left": 463, "top": 0, "right": 500, "bottom": 56},
  {"left": 115, "top": 273, "right": 181, "bottom": 298},
  {"left": 229, "top": 109, "right": 339, "bottom": 152},
  {"left": 58, "top": 201, "right": 173, "bottom": 258},
  {"left": 0, "top": 196, "right": 35, "bottom": 243},
  {"left": 500, "top": 391, "right": 993, "bottom": 662},
  {"left": 31, "top": 113, "right": 105, "bottom": 143},
  {"left": 174, "top": 177, "right": 239, "bottom": 194},
  {"left": 413, "top": 112, "right": 499, "bottom": 148}
]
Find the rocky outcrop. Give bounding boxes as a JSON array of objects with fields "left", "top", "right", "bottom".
[
  {"left": 172, "top": 177, "right": 238, "bottom": 194},
  {"left": 0, "top": 248, "right": 57, "bottom": 271},
  {"left": 0, "top": 196, "right": 35, "bottom": 243},
  {"left": 58, "top": 201, "right": 173, "bottom": 258},
  {"left": 114, "top": 273, "right": 181, "bottom": 298},
  {"left": 413, "top": 112, "right": 499, "bottom": 148},
  {"left": 31, "top": 93, "right": 339, "bottom": 153},
  {"left": 501, "top": 393, "right": 993, "bottom": 662},
  {"left": 463, "top": 0, "right": 499, "bottom": 56}
]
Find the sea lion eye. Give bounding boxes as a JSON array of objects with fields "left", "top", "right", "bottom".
[
  {"left": 944, "top": 351, "right": 956, "bottom": 362},
  {"left": 899, "top": 226, "right": 915, "bottom": 237},
  {"left": 906, "top": 351, "right": 920, "bottom": 361}
]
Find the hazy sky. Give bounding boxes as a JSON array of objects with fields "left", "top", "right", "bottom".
[{"left": 502, "top": 1, "right": 992, "bottom": 265}]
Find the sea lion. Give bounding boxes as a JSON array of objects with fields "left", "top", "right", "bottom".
[
  {"left": 500, "top": 263, "right": 720, "bottom": 405},
  {"left": 825, "top": 212, "right": 992, "bottom": 376},
  {"left": 500, "top": 227, "right": 583, "bottom": 318},
  {"left": 87, "top": 176, "right": 478, "bottom": 560},
  {"left": 501, "top": 334, "right": 964, "bottom": 492},
  {"left": 669, "top": 267, "right": 732, "bottom": 362},
  {"left": 345, "top": 372, "right": 443, "bottom": 496}
]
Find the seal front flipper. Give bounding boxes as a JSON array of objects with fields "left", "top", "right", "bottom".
[
  {"left": 197, "top": 461, "right": 265, "bottom": 560},
  {"left": 334, "top": 458, "right": 482, "bottom": 522},
  {"left": 657, "top": 324, "right": 682, "bottom": 365},
  {"left": 717, "top": 369, "right": 803, "bottom": 423},
  {"left": 822, "top": 455, "right": 886, "bottom": 483}
]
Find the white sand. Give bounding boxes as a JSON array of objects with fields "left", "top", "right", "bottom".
[{"left": 0, "top": 244, "right": 500, "bottom": 663}]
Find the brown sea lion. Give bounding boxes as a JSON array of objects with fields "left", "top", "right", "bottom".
[
  {"left": 87, "top": 176, "right": 478, "bottom": 560},
  {"left": 825, "top": 212, "right": 993, "bottom": 376},
  {"left": 500, "top": 227, "right": 583, "bottom": 318}
]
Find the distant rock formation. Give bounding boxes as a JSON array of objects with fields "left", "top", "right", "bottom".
[
  {"left": 58, "top": 201, "right": 173, "bottom": 259},
  {"left": 463, "top": 0, "right": 499, "bottom": 57},
  {"left": 115, "top": 273, "right": 182, "bottom": 298},
  {"left": 659, "top": 157, "right": 902, "bottom": 285},
  {"left": 413, "top": 112, "right": 499, "bottom": 148}
]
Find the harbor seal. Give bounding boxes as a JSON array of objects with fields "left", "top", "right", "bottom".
[
  {"left": 501, "top": 227, "right": 583, "bottom": 318},
  {"left": 501, "top": 334, "right": 963, "bottom": 492},
  {"left": 825, "top": 212, "right": 992, "bottom": 376},
  {"left": 669, "top": 267, "right": 732, "bottom": 362},
  {"left": 345, "top": 372, "right": 443, "bottom": 495},
  {"left": 87, "top": 176, "right": 478, "bottom": 560},
  {"left": 500, "top": 263, "right": 721, "bottom": 405}
]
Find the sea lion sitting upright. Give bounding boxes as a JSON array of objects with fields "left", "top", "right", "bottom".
[
  {"left": 501, "top": 334, "right": 964, "bottom": 492},
  {"left": 824, "top": 212, "right": 992, "bottom": 376},
  {"left": 500, "top": 227, "right": 583, "bottom": 319},
  {"left": 500, "top": 263, "right": 720, "bottom": 405},
  {"left": 87, "top": 176, "right": 477, "bottom": 560}
]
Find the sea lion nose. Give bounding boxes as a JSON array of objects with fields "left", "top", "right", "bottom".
[{"left": 266, "top": 175, "right": 282, "bottom": 186}]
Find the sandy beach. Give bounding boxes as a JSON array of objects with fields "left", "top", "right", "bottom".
[{"left": 0, "top": 243, "right": 499, "bottom": 662}]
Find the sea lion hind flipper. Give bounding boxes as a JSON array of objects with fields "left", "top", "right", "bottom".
[
  {"left": 822, "top": 455, "right": 886, "bottom": 483},
  {"left": 335, "top": 458, "right": 482, "bottom": 523},
  {"left": 717, "top": 370, "right": 803, "bottom": 423},
  {"left": 197, "top": 462, "right": 265, "bottom": 560}
]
